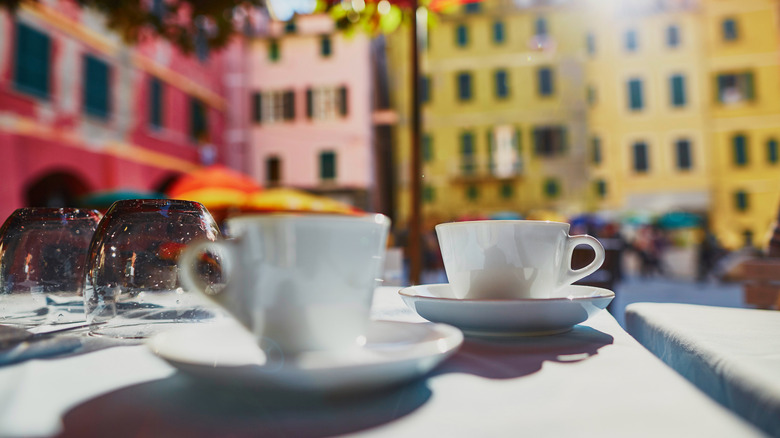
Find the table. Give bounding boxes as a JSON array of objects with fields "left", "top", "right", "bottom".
[
  {"left": 0, "top": 288, "right": 765, "bottom": 437},
  {"left": 626, "top": 303, "right": 780, "bottom": 437}
]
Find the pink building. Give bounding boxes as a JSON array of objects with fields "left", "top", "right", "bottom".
[
  {"left": 0, "top": 1, "right": 238, "bottom": 219},
  {"left": 248, "top": 14, "right": 380, "bottom": 210}
]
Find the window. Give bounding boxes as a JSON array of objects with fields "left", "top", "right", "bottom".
[
  {"left": 534, "top": 17, "right": 547, "bottom": 36},
  {"left": 457, "top": 72, "right": 472, "bottom": 101},
  {"left": 421, "top": 75, "right": 431, "bottom": 103},
  {"left": 670, "top": 74, "right": 686, "bottom": 107},
  {"left": 625, "top": 29, "right": 638, "bottom": 52},
  {"left": 464, "top": 2, "right": 481, "bottom": 13},
  {"left": 307, "top": 86, "right": 348, "bottom": 120},
  {"left": 149, "top": 77, "right": 163, "bottom": 129},
  {"left": 628, "top": 78, "right": 644, "bottom": 111},
  {"left": 533, "top": 127, "right": 567, "bottom": 157},
  {"left": 266, "top": 156, "right": 281, "bottom": 185},
  {"left": 83, "top": 55, "right": 111, "bottom": 119},
  {"left": 722, "top": 18, "right": 738, "bottom": 41},
  {"left": 493, "top": 21, "right": 505, "bottom": 44},
  {"left": 284, "top": 20, "right": 297, "bottom": 34},
  {"left": 586, "top": 32, "right": 596, "bottom": 55},
  {"left": 269, "top": 40, "right": 280, "bottom": 62},
  {"left": 466, "top": 184, "right": 479, "bottom": 200},
  {"left": 423, "top": 185, "right": 436, "bottom": 203},
  {"left": 667, "top": 25, "right": 680, "bottom": 48},
  {"left": 735, "top": 190, "right": 748, "bottom": 211},
  {"left": 495, "top": 70, "right": 509, "bottom": 99},
  {"left": 319, "top": 151, "right": 337, "bottom": 180},
  {"left": 592, "top": 136, "right": 602, "bottom": 165},
  {"left": 595, "top": 179, "right": 607, "bottom": 198},
  {"left": 544, "top": 178, "right": 560, "bottom": 198},
  {"left": 633, "top": 142, "right": 649, "bottom": 173},
  {"left": 14, "top": 22, "right": 51, "bottom": 98},
  {"left": 422, "top": 134, "right": 433, "bottom": 162},
  {"left": 538, "top": 67, "right": 554, "bottom": 96},
  {"left": 189, "top": 97, "right": 207, "bottom": 142},
  {"left": 717, "top": 72, "right": 755, "bottom": 104},
  {"left": 675, "top": 139, "right": 692, "bottom": 170},
  {"left": 258, "top": 90, "right": 296, "bottom": 123},
  {"left": 456, "top": 24, "right": 469, "bottom": 47},
  {"left": 587, "top": 85, "right": 597, "bottom": 106},
  {"left": 768, "top": 139, "right": 779, "bottom": 164},
  {"left": 733, "top": 134, "right": 748, "bottom": 166},
  {"left": 500, "top": 182, "right": 513, "bottom": 199},
  {"left": 461, "top": 132, "right": 475, "bottom": 175},
  {"left": 320, "top": 35, "right": 332, "bottom": 57}
]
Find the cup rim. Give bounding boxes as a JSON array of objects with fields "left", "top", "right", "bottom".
[
  {"left": 227, "top": 212, "right": 390, "bottom": 226},
  {"left": 435, "top": 219, "right": 570, "bottom": 230}
]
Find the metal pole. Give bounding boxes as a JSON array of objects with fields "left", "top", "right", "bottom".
[{"left": 408, "top": 0, "right": 422, "bottom": 285}]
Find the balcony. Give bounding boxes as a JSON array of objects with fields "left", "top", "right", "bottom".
[{"left": 448, "top": 157, "right": 523, "bottom": 182}]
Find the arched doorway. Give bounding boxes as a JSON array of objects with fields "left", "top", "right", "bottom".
[{"left": 25, "top": 171, "right": 91, "bottom": 207}]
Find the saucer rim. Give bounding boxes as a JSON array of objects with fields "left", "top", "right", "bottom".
[
  {"left": 398, "top": 283, "right": 615, "bottom": 303},
  {"left": 148, "top": 319, "right": 464, "bottom": 371}
]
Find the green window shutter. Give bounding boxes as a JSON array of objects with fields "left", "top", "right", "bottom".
[
  {"left": 628, "top": 79, "right": 643, "bottom": 110},
  {"left": 544, "top": 178, "right": 560, "bottom": 198},
  {"left": 735, "top": 190, "right": 748, "bottom": 211},
  {"left": 633, "top": 142, "right": 649, "bottom": 172},
  {"left": 461, "top": 132, "right": 475, "bottom": 174},
  {"left": 538, "top": 68, "right": 553, "bottom": 96},
  {"left": 733, "top": 134, "right": 748, "bottom": 166},
  {"left": 676, "top": 139, "right": 692, "bottom": 170},
  {"left": 269, "top": 40, "right": 280, "bottom": 61},
  {"left": 320, "top": 35, "right": 332, "bottom": 57},
  {"left": 768, "top": 139, "right": 779, "bottom": 164},
  {"left": 422, "top": 134, "right": 433, "bottom": 162},
  {"left": 283, "top": 90, "right": 295, "bottom": 121},
  {"left": 320, "top": 151, "right": 337, "bottom": 180},
  {"left": 252, "top": 92, "right": 263, "bottom": 123},
  {"left": 423, "top": 185, "right": 435, "bottom": 203},
  {"left": 338, "top": 86, "right": 348, "bottom": 116},
  {"left": 595, "top": 179, "right": 607, "bottom": 198},
  {"left": 466, "top": 184, "right": 479, "bottom": 200},
  {"left": 500, "top": 182, "right": 513, "bottom": 199},
  {"left": 671, "top": 75, "right": 686, "bottom": 107},
  {"left": 592, "top": 136, "right": 602, "bottom": 164},
  {"left": 716, "top": 75, "right": 728, "bottom": 103},
  {"left": 493, "top": 21, "right": 505, "bottom": 44},
  {"left": 149, "top": 77, "right": 163, "bottom": 129},
  {"left": 744, "top": 72, "right": 755, "bottom": 100},
  {"left": 586, "top": 32, "right": 596, "bottom": 55},
  {"left": 487, "top": 130, "right": 494, "bottom": 172},
  {"left": 558, "top": 127, "right": 568, "bottom": 153},
  {"left": 14, "top": 22, "right": 51, "bottom": 98},
  {"left": 457, "top": 72, "right": 472, "bottom": 101},
  {"left": 83, "top": 55, "right": 111, "bottom": 119},
  {"left": 456, "top": 24, "right": 468, "bottom": 47}
]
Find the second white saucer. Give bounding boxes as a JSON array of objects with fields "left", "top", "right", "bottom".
[
  {"left": 399, "top": 284, "right": 614, "bottom": 336},
  {"left": 147, "top": 319, "right": 463, "bottom": 394}
]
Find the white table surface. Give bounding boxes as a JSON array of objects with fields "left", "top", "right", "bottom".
[
  {"left": 0, "top": 288, "right": 765, "bottom": 437},
  {"left": 626, "top": 302, "right": 780, "bottom": 438}
]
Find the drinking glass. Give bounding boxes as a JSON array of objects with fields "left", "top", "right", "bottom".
[
  {"left": 0, "top": 208, "right": 101, "bottom": 327},
  {"left": 84, "top": 199, "right": 225, "bottom": 339}
]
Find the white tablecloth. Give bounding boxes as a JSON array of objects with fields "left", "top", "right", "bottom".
[
  {"left": 626, "top": 303, "right": 780, "bottom": 437},
  {"left": 0, "top": 288, "right": 764, "bottom": 437}
]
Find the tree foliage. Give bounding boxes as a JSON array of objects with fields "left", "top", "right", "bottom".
[{"left": 0, "top": 0, "right": 261, "bottom": 53}]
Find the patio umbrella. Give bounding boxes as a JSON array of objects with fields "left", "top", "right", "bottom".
[
  {"left": 167, "top": 165, "right": 260, "bottom": 198},
  {"left": 656, "top": 211, "right": 702, "bottom": 229},
  {"left": 77, "top": 190, "right": 166, "bottom": 211},
  {"left": 243, "top": 188, "right": 362, "bottom": 215}
]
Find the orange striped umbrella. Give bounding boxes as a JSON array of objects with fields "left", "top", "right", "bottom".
[{"left": 243, "top": 188, "right": 362, "bottom": 215}]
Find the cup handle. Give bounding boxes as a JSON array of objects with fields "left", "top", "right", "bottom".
[
  {"left": 560, "top": 235, "right": 605, "bottom": 287},
  {"left": 178, "top": 239, "right": 235, "bottom": 300}
]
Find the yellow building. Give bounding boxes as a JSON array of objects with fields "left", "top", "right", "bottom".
[
  {"left": 386, "top": 0, "right": 589, "bottom": 226},
  {"left": 584, "top": 0, "right": 780, "bottom": 249}
]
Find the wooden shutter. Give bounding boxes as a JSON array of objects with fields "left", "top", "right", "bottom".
[
  {"left": 338, "top": 86, "right": 348, "bottom": 116},
  {"left": 283, "top": 90, "right": 295, "bottom": 120},
  {"left": 252, "top": 92, "right": 262, "bottom": 124},
  {"left": 306, "top": 88, "right": 313, "bottom": 119}
]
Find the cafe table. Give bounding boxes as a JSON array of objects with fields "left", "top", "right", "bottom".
[
  {"left": 0, "top": 287, "right": 767, "bottom": 437},
  {"left": 626, "top": 303, "right": 780, "bottom": 438}
]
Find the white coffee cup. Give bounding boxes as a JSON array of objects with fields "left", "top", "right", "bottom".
[
  {"left": 435, "top": 220, "right": 605, "bottom": 300},
  {"left": 178, "top": 214, "right": 391, "bottom": 355}
]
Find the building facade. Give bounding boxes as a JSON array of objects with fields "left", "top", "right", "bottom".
[
  {"left": 247, "top": 14, "right": 378, "bottom": 210},
  {"left": 387, "top": 0, "right": 589, "bottom": 227},
  {"left": 0, "top": 1, "right": 233, "bottom": 219}
]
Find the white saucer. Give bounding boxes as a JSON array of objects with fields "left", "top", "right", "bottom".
[
  {"left": 399, "top": 284, "right": 614, "bottom": 336},
  {"left": 147, "top": 319, "right": 463, "bottom": 394}
]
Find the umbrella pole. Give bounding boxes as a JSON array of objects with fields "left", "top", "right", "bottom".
[{"left": 408, "top": 0, "right": 422, "bottom": 285}]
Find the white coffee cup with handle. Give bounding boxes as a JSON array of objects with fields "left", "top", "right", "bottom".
[
  {"left": 178, "top": 214, "right": 391, "bottom": 356},
  {"left": 435, "top": 220, "right": 605, "bottom": 300}
]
